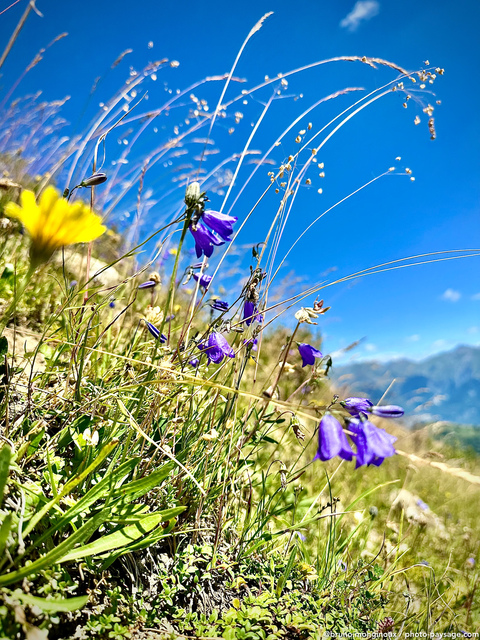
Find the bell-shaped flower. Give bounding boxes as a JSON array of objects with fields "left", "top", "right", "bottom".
[
  {"left": 197, "top": 332, "right": 235, "bottom": 364},
  {"left": 192, "top": 273, "right": 212, "bottom": 289},
  {"left": 201, "top": 210, "right": 237, "bottom": 241},
  {"left": 314, "top": 414, "right": 354, "bottom": 462},
  {"left": 189, "top": 223, "right": 224, "bottom": 258},
  {"left": 297, "top": 342, "right": 322, "bottom": 367},
  {"left": 348, "top": 419, "right": 397, "bottom": 468},
  {"left": 341, "top": 397, "right": 374, "bottom": 416},
  {"left": 243, "top": 301, "right": 263, "bottom": 326}
]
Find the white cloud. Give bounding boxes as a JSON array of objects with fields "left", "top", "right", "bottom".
[
  {"left": 471, "top": 293, "right": 480, "bottom": 300},
  {"left": 340, "top": 1, "right": 380, "bottom": 32},
  {"left": 406, "top": 334, "right": 420, "bottom": 342},
  {"left": 365, "top": 343, "right": 377, "bottom": 352},
  {"left": 441, "top": 288, "right": 461, "bottom": 302},
  {"left": 432, "top": 339, "right": 448, "bottom": 349},
  {"left": 468, "top": 326, "right": 479, "bottom": 334}
]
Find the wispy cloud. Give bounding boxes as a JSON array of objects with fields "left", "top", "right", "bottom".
[
  {"left": 406, "top": 334, "right": 420, "bottom": 342},
  {"left": 340, "top": 1, "right": 380, "bottom": 32},
  {"left": 468, "top": 326, "right": 479, "bottom": 334},
  {"left": 365, "top": 343, "right": 377, "bottom": 352},
  {"left": 441, "top": 288, "right": 461, "bottom": 302},
  {"left": 471, "top": 293, "right": 480, "bottom": 300}
]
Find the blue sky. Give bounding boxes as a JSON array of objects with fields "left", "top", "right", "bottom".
[{"left": 1, "top": 0, "right": 479, "bottom": 364}]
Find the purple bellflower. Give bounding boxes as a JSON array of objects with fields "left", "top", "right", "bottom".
[
  {"left": 371, "top": 405, "right": 404, "bottom": 418},
  {"left": 189, "top": 223, "right": 225, "bottom": 258},
  {"left": 201, "top": 210, "right": 237, "bottom": 241},
  {"left": 144, "top": 321, "right": 167, "bottom": 343},
  {"left": 197, "top": 332, "right": 235, "bottom": 364},
  {"left": 192, "top": 273, "right": 213, "bottom": 289},
  {"left": 138, "top": 280, "right": 157, "bottom": 290},
  {"left": 243, "top": 301, "right": 263, "bottom": 326},
  {"left": 314, "top": 414, "right": 354, "bottom": 462},
  {"left": 297, "top": 343, "right": 322, "bottom": 367},
  {"left": 189, "top": 357, "right": 200, "bottom": 368},
  {"left": 348, "top": 419, "right": 397, "bottom": 468},
  {"left": 341, "top": 397, "right": 374, "bottom": 416},
  {"left": 211, "top": 299, "right": 229, "bottom": 312}
]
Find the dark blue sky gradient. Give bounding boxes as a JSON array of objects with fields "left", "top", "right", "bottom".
[{"left": 1, "top": 0, "right": 479, "bottom": 362}]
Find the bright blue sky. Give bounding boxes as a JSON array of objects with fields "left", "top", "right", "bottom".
[{"left": 1, "top": 0, "right": 479, "bottom": 363}]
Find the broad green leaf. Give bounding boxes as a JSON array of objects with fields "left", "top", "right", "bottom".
[
  {"left": 60, "top": 506, "right": 185, "bottom": 562},
  {"left": 110, "top": 461, "right": 174, "bottom": 501},
  {"left": 0, "top": 510, "right": 109, "bottom": 586},
  {"left": 22, "top": 438, "right": 119, "bottom": 538},
  {"left": 31, "top": 457, "right": 140, "bottom": 550},
  {"left": 11, "top": 590, "right": 88, "bottom": 613},
  {"left": 101, "top": 517, "right": 179, "bottom": 570},
  {"left": 0, "top": 444, "right": 12, "bottom": 507}
]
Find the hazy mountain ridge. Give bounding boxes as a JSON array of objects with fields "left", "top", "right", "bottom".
[{"left": 332, "top": 345, "right": 480, "bottom": 426}]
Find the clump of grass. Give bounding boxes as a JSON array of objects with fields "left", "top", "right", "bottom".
[{"left": 0, "top": 8, "right": 478, "bottom": 640}]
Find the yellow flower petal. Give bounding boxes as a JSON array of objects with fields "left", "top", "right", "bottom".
[{"left": 3, "top": 186, "right": 107, "bottom": 267}]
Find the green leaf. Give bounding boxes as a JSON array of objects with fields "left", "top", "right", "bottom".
[
  {"left": 60, "top": 507, "right": 185, "bottom": 563},
  {"left": 0, "top": 510, "right": 109, "bottom": 586},
  {"left": 10, "top": 590, "right": 88, "bottom": 612},
  {"left": 0, "top": 444, "right": 12, "bottom": 507},
  {"left": 110, "top": 461, "right": 174, "bottom": 501},
  {"left": 276, "top": 545, "right": 296, "bottom": 597},
  {"left": 22, "top": 438, "right": 120, "bottom": 538},
  {"left": 101, "top": 516, "right": 180, "bottom": 570},
  {"left": 31, "top": 457, "right": 140, "bottom": 550}
]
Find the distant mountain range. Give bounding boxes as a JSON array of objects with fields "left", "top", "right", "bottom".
[{"left": 332, "top": 345, "right": 480, "bottom": 427}]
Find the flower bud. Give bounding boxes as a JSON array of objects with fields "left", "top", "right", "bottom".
[
  {"left": 185, "top": 181, "right": 201, "bottom": 206},
  {"left": 81, "top": 172, "right": 108, "bottom": 187}
]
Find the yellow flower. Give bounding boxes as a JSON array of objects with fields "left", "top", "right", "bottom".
[{"left": 4, "top": 186, "right": 106, "bottom": 267}]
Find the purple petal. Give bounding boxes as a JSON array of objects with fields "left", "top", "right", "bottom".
[
  {"left": 297, "top": 343, "right": 322, "bottom": 367},
  {"left": 189, "top": 224, "right": 224, "bottom": 258},
  {"left": 202, "top": 210, "right": 237, "bottom": 241},
  {"left": 314, "top": 414, "right": 354, "bottom": 462},
  {"left": 341, "top": 397, "right": 373, "bottom": 416}
]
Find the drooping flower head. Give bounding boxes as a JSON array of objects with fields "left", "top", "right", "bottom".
[
  {"left": 192, "top": 273, "right": 212, "bottom": 289},
  {"left": 189, "top": 224, "right": 225, "bottom": 258},
  {"left": 5, "top": 186, "right": 106, "bottom": 267},
  {"left": 314, "top": 414, "right": 354, "bottom": 462},
  {"left": 201, "top": 210, "right": 237, "bottom": 241},
  {"left": 243, "top": 300, "right": 263, "bottom": 326},
  {"left": 197, "top": 331, "right": 235, "bottom": 364},
  {"left": 347, "top": 418, "right": 397, "bottom": 468},
  {"left": 297, "top": 342, "right": 322, "bottom": 367}
]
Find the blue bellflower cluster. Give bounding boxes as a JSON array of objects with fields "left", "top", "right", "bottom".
[{"left": 314, "top": 396, "right": 404, "bottom": 468}]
